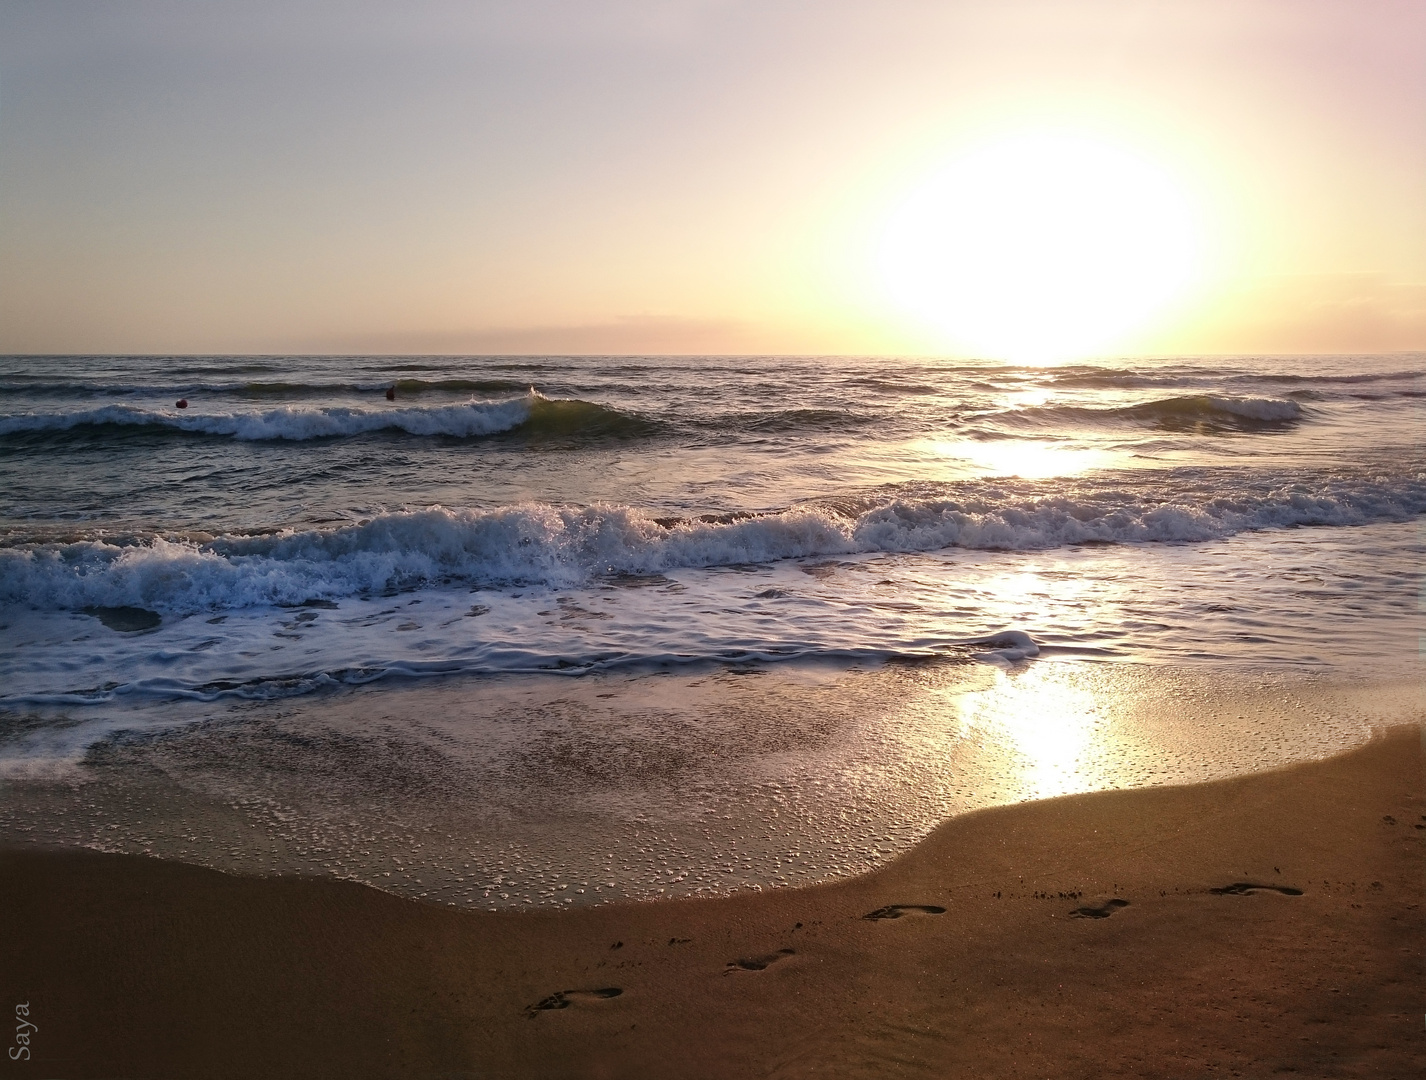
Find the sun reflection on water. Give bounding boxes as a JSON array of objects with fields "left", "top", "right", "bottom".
[
  {"left": 924, "top": 438, "right": 1113, "bottom": 479},
  {"left": 957, "top": 665, "right": 1108, "bottom": 800}
]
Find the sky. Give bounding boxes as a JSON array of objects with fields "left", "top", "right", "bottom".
[{"left": 1, "top": 0, "right": 1423, "bottom": 358}]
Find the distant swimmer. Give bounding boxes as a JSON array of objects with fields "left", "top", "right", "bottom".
[
  {"left": 386, "top": 386, "right": 396, "bottom": 401},
  {"left": 175, "top": 399, "right": 188, "bottom": 409}
]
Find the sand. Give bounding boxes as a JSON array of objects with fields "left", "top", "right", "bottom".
[{"left": 2, "top": 725, "right": 1422, "bottom": 1079}]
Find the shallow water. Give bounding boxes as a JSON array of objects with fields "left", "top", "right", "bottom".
[{"left": 1, "top": 663, "right": 1415, "bottom": 909}]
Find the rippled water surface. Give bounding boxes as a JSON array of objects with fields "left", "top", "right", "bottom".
[{"left": 1, "top": 353, "right": 1421, "bottom": 906}]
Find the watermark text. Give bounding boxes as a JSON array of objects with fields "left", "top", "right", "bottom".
[{"left": 9, "top": 1003, "right": 36, "bottom": 1061}]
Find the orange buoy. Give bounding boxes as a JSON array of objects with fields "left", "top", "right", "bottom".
[
  {"left": 385, "top": 386, "right": 396, "bottom": 401},
  {"left": 175, "top": 399, "right": 188, "bottom": 409}
]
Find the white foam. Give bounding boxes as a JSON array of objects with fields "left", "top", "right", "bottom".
[
  {"left": 971, "top": 630, "right": 1041, "bottom": 665},
  {"left": 0, "top": 395, "right": 536, "bottom": 440},
  {"left": 1203, "top": 396, "right": 1302, "bottom": 421},
  {"left": 2, "top": 475, "right": 1423, "bottom": 615},
  {"left": 2, "top": 517, "right": 1420, "bottom": 712}
]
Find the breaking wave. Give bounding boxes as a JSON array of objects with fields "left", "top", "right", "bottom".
[
  {"left": 0, "top": 392, "right": 655, "bottom": 442},
  {"left": 1000, "top": 395, "right": 1304, "bottom": 430},
  {"left": 3, "top": 473, "right": 1421, "bottom": 615},
  {"left": 1035, "top": 365, "right": 1421, "bottom": 390}
]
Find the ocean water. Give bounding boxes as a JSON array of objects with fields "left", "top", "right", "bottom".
[{"left": 1, "top": 353, "right": 1421, "bottom": 906}]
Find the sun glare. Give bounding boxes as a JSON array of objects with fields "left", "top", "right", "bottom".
[
  {"left": 877, "top": 133, "right": 1202, "bottom": 363},
  {"left": 924, "top": 438, "right": 1110, "bottom": 479}
]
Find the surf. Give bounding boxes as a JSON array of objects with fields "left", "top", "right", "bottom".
[
  {"left": 0, "top": 391, "right": 656, "bottom": 443},
  {"left": 3, "top": 467, "right": 1422, "bottom": 616}
]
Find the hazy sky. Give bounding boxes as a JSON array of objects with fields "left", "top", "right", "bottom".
[{"left": 2, "top": 0, "right": 1423, "bottom": 356}]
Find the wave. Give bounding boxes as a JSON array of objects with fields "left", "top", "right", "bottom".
[
  {"left": 0, "top": 377, "right": 541, "bottom": 399},
  {"left": 0, "top": 394, "right": 890, "bottom": 443},
  {"left": 0, "top": 629, "right": 1047, "bottom": 708},
  {"left": 0, "top": 392, "right": 656, "bottom": 442},
  {"left": 1033, "top": 365, "right": 1423, "bottom": 391},
  {"left": 3, "top": 474, "right": 1421, "bottom": 615},
  {"left": 1126, "top": 395, "right": 1303, "bottom": 423},
  {"left": 997, "top": 395, "right": 1303, "bottom": 431}
]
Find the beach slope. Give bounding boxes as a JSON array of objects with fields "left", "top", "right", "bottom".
[{"left": 3, "top": 727, "right": 1422, "bottom": 1079}]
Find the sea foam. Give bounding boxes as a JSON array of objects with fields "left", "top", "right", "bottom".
[
  {"left": 2, "top": 474, "right": 1421, "bottom": 615},
  {"left": 0, "top": 391, "right": 651, "bottom": 442}
]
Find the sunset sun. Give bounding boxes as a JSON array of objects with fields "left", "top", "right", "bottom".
[{"left": 877, "top": 133, "right": 1202, "bottom": 362}]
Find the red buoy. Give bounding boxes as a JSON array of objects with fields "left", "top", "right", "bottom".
[
  {"left": 175, "top": 399, "right": 189, "bottom": 409},
  {"left": 385, "top": 386, "right": 396, "bottom": 401}
]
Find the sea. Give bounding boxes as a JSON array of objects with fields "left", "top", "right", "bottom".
[{"left": 1, "top": 353, "right": 1421, "bottom": 908}]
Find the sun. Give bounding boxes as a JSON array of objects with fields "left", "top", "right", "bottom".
[{"left": 877, "top": 132, "right": 1202, "bottom": 363}]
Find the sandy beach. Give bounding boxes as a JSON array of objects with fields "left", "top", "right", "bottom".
[{"left": 3, "top": 724, "right": 1420, "bottom": 1079}]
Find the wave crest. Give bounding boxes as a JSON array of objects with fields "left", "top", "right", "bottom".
[
  {"left": 0, "top": 392, "right": 652, "bottom": 442},
  {"left": 1001, "top": 395, "right": 1303, "bottom": 431},
  {"left": 3, "top": 474, "right": 1421, "bottom": 614},
  {"left": 1129, "top": 395, "right": 1303, "bottom": 423}
]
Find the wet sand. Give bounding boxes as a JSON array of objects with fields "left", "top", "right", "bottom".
[{"left": 2, "top": 726, "right": 1421, "bottom": 1079}]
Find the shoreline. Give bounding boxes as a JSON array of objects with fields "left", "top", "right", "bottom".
[
  {"left": 5, "top": 663, "right": 1414, "bottom": 913},
  {"left": 3, "top": 724, "right": 1422, "bottom": 1078}
]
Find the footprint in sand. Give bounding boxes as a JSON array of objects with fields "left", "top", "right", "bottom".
[
  {"left": 862, "top": 905, "right": 947, "bottom": 921},
  {"left": 726, "top": 948, "right": 794, "bottom": 973},
  {"left": 1069, "top": 898, "right": 1130, "bottom": 919},
  {"left": 524, "top": 987, "right": 623, "bottom": 1017},
  {"left": 1210, "top": 882, "right": 1304, "bottom": 896}
]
